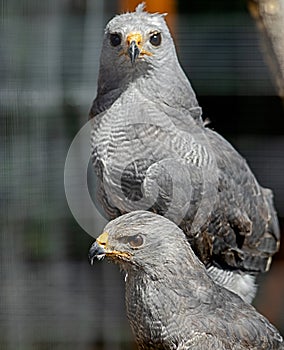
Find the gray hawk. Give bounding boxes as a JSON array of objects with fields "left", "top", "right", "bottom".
[
  {"left": 89, "top": 211, "right": 284, "bottom": 350},
  {"left": 89, "top": 3, "right": 280, "bottom": 303}
]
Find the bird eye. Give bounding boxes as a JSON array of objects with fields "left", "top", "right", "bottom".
[
  {"left": 110, "top": 33, "right": 122, "bottom": 47},
  {"left": 128, "top": 234, "right": 144, "bottom": 248},
  {"left": 149, "top": 32, "right": 161, "bottom": 47}
]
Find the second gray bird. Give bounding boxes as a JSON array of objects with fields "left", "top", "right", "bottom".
[
  {"left": 89, "top": 211, "right": 284, "bottom": 350},
  {"left": 90, "top": 4, "right": 280, "bottom": 303}
]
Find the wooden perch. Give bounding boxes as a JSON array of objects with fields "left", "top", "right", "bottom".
[{"left": 248, "top": 0, "right": 284, "bottom": 100}]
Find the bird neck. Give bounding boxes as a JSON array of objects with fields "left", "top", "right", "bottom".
[
  {"left": 124, "top": 262, "right": 217, "bottom": 348},
  {"left": 93, "top": 59, "right": 202, "bottom": 124},
  {"left": 137, "top": 60, "right": 201, "bottom": 120}
]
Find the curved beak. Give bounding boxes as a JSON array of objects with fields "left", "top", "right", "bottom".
[
  {"left": 125, "top": 32, "right": 152, "bottom": 65},
  {"left": 128, "top": 40, "right": 140, "bottom": 64},
  {"left": 88, "top": 231, "right": 109, "bottom": 265},
  {"left": 126, "top": 33, "right": 143, "bottom": 64},
  {"left": 88, "top": 241, "right": 106, "bottom": 265}
]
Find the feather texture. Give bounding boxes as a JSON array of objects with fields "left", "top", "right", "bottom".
[
  {"left": 89, "top": 211, "right": 284, "bottom": 350},
  {"left": 89, "top": 4, "right": 280, "bottom": 303}
]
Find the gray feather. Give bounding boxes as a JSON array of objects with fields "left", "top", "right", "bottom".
[
  {"left": 89, "top": 5, "right": 280, "bottom": 303},
  {"left": 89, "top": 211, "right": 284, "bottom": 350}
]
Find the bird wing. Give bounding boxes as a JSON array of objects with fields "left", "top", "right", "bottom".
[
  {"left": 176, "top": 283, "right": 284, "bottom": 349},
  {"left": 201, "top": 129, "right": 280, "bottom": 272},
  {"left": 139, "top": 120, "right": 280, "bottom": 272},
  {"left": 220, "top": 293, "right": 284, "bottom": 349}
]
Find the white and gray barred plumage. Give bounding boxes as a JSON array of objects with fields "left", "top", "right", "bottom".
[
  {"left": 89, "top": 211, "right": 284, "bottom": 350},
  {"left": 89, "top": 4, "right": 280, "bottom": 303}
]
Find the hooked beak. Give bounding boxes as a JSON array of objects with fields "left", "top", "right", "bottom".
[
  {"left": 128, "top": 40, "right": 140, "bottom": 64},
  {"left": 88, "top": 231, "right": 109, "bottom": 265},
  {"left": 126, "top": 33, "right": 142, "bottom": 64},
  {"left": 88, "top": 241, "right": 105, "bottom": 264},
  {"left": 126, "top": 32, "right": 152, "bottom": 65}
]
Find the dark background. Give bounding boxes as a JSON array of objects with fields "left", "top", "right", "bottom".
[{"left": 1, "top": 0, "right": 283, "bottom": 349}]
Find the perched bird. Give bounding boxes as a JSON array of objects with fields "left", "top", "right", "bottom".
[
  {"left": 89, "top": 211, "right": 284, "bottom": 350},
  {"left": 89, "top": 3, "right": 280, "bottom": 303}
]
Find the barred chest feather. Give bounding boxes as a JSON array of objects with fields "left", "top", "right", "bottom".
[{"left": 125, "top": 273, "right": 179, "bottom": 350}]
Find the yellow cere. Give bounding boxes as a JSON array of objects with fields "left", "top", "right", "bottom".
[
  {"left": 96, "top": 231, "right": 109, "bottom": 246},
  {"left": 126, "top": 32, "right": 143, "bottom": 48}
]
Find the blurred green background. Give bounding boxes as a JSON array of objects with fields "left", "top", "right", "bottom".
[{"left": 1, "top": 1, "right": 284, "bottom": 349}]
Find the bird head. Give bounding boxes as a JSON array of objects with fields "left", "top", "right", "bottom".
[
  {"left": 94, "top": 3, "right": 201, "bottom": 120},
  {"left": 89, "top": 211, "right": 202, "bottom": 277},
  {"left": 101, "top": 3, "right": 174, "bottom": 70}
]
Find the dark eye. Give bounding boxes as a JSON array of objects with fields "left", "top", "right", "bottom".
[
  {"left": 128, "top": 234, "right": 144, "bottom": 248},
  {"left": 149, "top": 32, "right": 161, "bottom": 47},
  {"left": 110, "top": 33, "right": 122, "bottom": 47}
]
